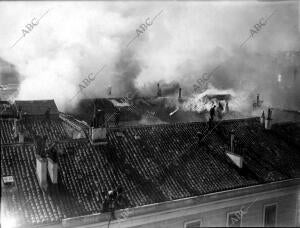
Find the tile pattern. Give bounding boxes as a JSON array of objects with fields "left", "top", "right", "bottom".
[{"left": 1, "top": 117, "right": 300, "bottom": 227}]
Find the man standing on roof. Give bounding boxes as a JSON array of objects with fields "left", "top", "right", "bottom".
[
  {"left": 217, "top": 102, "right": 223, "bottom": 120},
  {"left": 209, "top": 105, "right": 216, "bottom": 121}
]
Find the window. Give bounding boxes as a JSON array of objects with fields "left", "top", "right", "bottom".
[
  {"left": 184, "top": 219, "right": 201, "bottom": 228},
  {"left": 263, "top": 204, "right": 277, "bottom": 227},
  {"left": 227, "top": 211, "right": 242, "bottom": 227}
]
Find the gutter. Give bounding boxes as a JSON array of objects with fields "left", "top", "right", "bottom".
[{"left": 62, "top": 178, "right": 300, "bottom": 227}]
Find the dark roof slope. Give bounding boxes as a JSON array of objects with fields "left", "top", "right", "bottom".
[
  {"left": 70, "top": 98, "right": 141, "bottom": 126},
  {"left": 0, "top": 118, "right": 70, "bottom": 145},
  {"left": 0, "top": 101, "right": 16, "bottom": 117},
  {"left": 1, "top": 118, "right": 300, "bottom": 227},
  {"left": 15, "top": 100, "right": 59, "bottom": 116}
]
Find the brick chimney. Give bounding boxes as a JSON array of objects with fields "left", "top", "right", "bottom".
[
  {"left": 90, "top": 104, "right": 107, "bottom": 145},
  {"left": 260, "top": 111, "right": 265, "bottom": 125},
  {"left": 265, "top": 108, "right": 272, "bottom": 130}
]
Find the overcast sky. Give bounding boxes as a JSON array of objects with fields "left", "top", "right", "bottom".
[{"left": 0, "top": 1, "right": 299, "bottom": 110}]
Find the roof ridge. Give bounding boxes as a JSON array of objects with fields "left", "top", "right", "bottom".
[{"left": 107, "top": 117, "right": 260, "bottom": 131}]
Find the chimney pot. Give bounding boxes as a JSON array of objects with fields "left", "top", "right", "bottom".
[{"left": 36, "top": 155, "right": 48, "bottom": 190}]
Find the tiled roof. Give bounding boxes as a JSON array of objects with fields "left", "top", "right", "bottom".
[
  {"left": 15, "top": 100, "right": 59, "bottom": 116},
  {"left": 0, "top": 118, "right": 70, "bottom": 145},
  {"left": 69, "top": 97, "right": 247, "bottom": 127},
  {"left": 1, "top": 117, "right": 300, "bottom": 227},
  {"left": 70, "top": 98, "right": 141, "bottom": 126},
  {"left": 0, "top": 101, "right": 16, "bottom": 117}
]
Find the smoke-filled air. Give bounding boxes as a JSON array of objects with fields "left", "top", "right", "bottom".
[{"left": 0, "top": 1, "right": 299, "bottom": 113}]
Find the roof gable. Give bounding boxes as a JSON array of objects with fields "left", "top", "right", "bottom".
[{"left": 15, "top": 100, "right": 59, "bottom": 116}]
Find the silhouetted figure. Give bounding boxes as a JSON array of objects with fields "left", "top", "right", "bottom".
[
  {"left": 101, "top": 186, "right": 124, "bottom": 219},
  {"left": 217, "top": 102, "right": 223, "bottom": 119},
  {"left": 115, "top": 109, "right": 121, "bottom": 126},
  {"left": 225, "top": 101, "right": 229, "bottom": 113},
  {"left": 157, "top": 83, "right": 162, "bottom": 97},
  {"left": 209, "top": 105, "right": 216, "bottom": 121},
  {"left": 218, "top": 102, "right": 223, "bottom": 111}
]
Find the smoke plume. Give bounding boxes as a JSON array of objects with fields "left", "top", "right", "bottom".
[{"left": 0, "top": 1, "right": 299, "bottom": 112}]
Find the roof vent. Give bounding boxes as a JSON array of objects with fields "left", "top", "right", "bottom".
[{"left": 2, "top": 176, "right": 17, "bottom": 193}]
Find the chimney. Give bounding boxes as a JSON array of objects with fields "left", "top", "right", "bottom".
[
  {"left": 36, "top": 154, "right": 48, "bottom": 190},
  {"left": 107, "top": 86, "right": 112, "bottom": 96},
  {"left": 197, "top": 131, "right": 203, "bottom": 145},
  {"left": 226, "top": 135, "right": 243, "bottom": 168},
  {"left": 178, "top": 87, "right": 182, "bottom": 100},
  {"left": 230, "top": 130, "right": 235, "bottom": 154},
  {"left": 47, "top": 146, "right": 58, "bottom": 184},
  {"left": 157, "top": 83, "right": 162, "bottom": 97},
  {"left": 260, "top": 111, "right": 265, "bottom": 125},
  {"left": 265, "top": 108, "right": 272, "bottom": 130},
  {"left": 90, "top": 105, "right": 107, "bottom": 145}
]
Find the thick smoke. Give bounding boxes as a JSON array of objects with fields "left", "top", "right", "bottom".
[{"left": 0, "top": 1, "right": 299, "bottom": 112}]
